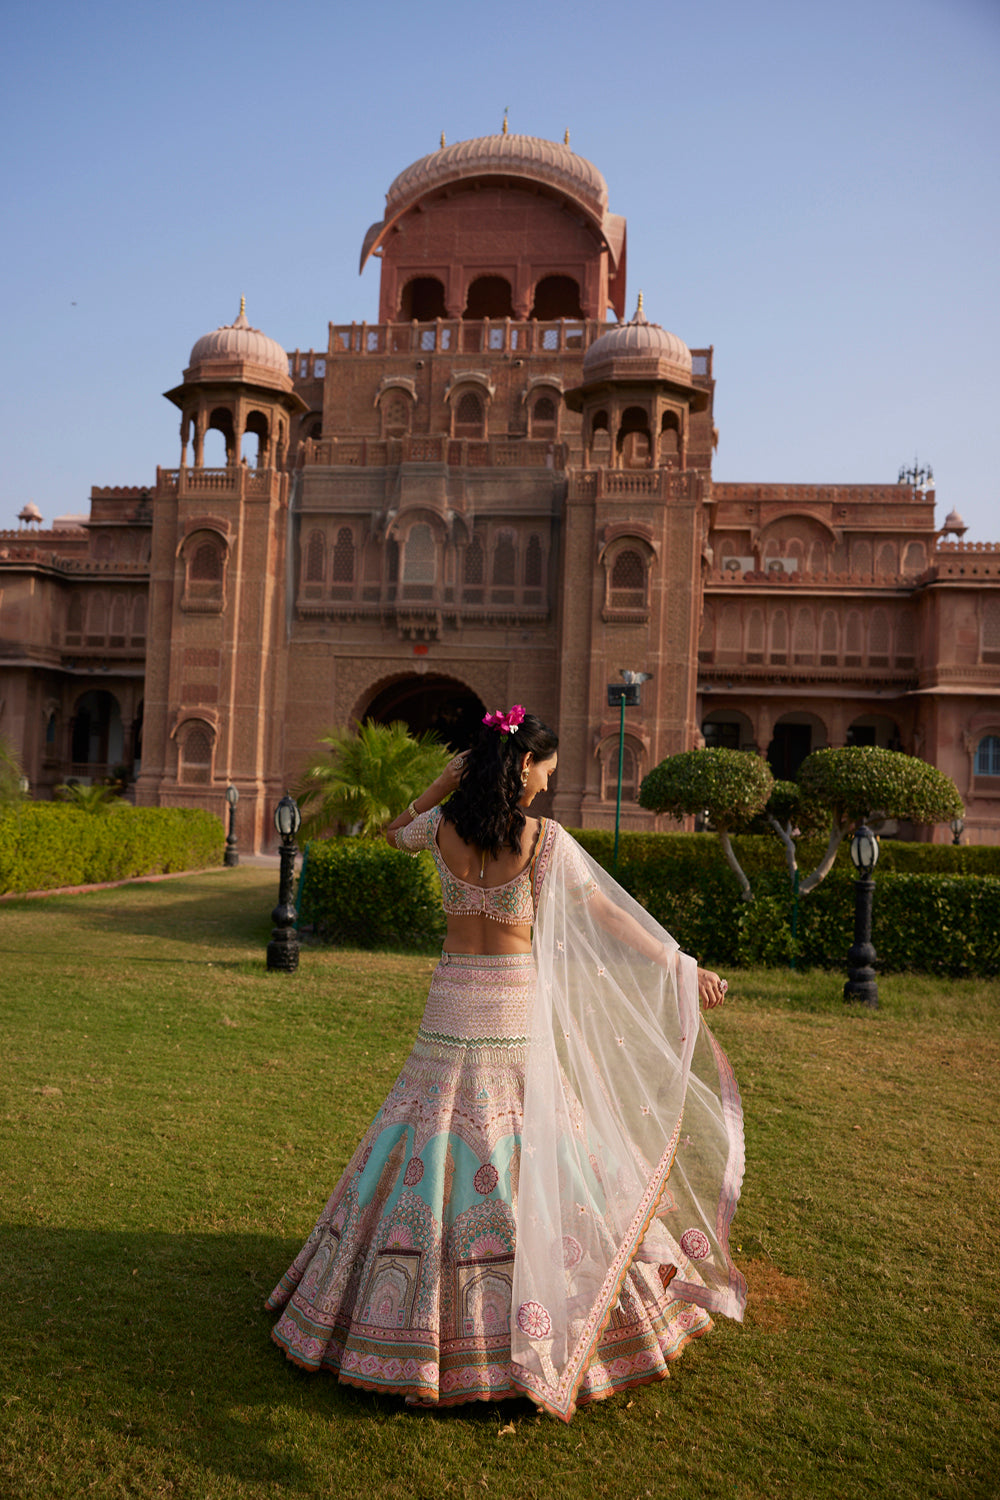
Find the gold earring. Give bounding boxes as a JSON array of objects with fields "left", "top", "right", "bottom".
[{"left": 520, "top": 769, "right": 529, "bottom": 786}]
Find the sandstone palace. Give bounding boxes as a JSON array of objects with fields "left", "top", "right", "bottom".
[{"left": 3, "top": 131, "right": 999, "bottom": 848}]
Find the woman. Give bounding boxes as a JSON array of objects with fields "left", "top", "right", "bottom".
[{"left": 267, "top": 707, "right": 745, "bottom": 1422}]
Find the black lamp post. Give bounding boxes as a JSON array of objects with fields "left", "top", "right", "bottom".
[
  {"left": 606, "top": 668, "right": 651, "bottom": 873},
  {"left": 950, "top": 815, "right": 965, "bottom": 846},
  {"left": 224, "top": 783, "right": 239, "bottom": 867},
  {"left": 267, "top": 793, "right": 302, "bottom": 973},
  {"left": 844, "top": 822, "right": 880, "bottom": 1008}
]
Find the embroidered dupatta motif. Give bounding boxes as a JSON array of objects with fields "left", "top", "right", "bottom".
[{"left": 512, "top": 825, "right": 746, "bottom": 1421}]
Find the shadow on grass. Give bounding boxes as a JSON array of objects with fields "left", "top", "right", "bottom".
[
  {"left": 2, "top": 1222, "right": 474, "bottom": 1490},
  {"left": 4, "top": 872, "right": 277, "bottom": 956}
]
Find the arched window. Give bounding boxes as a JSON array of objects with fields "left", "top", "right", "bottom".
[
  {"left": 205, "top": 407, "right": 235, "bottom": 467},
  {"left": 793, "top": 607, "right": 816, "bottom": 663},
  {"left": 463, "top": 534, "right": 485, "bottom": 604},
  {"left": 454, "top": 390, "right": 485, "bottom": 439},
  {"left": 242, "top": 410, "right": 269, "bottom": 467},
  {"left": 404, "top": 524, "right": 435, "bottom": 585},
  {"left": 903, "top": 541, "right": 926, "bottom": 575},
  {"left": 131, "top": 594, "right": 147, "bottom": 645},
  {"left": 609, "top": 549, "right": 647, "bottom": 611},
  {"left": 869, "top": 609, "right": 890, "bottom": 664},
  {"left": 332, "top": 527, "right": 355, "bottom": 584},
  {"left": 820, "top": 610, "right": 838, "bottom": 664},
  {"left": 845, "top": 610, "right": 863, "bottom": 664},
  {"left": 179, "top": 724, "right": 213, "bottom": 786},
  {"left": 698, "top": 604, "right": 714, "bottom": 663},
  {"left": 399, "top": 276, "right": 447, "bottom": 321},
  {"left": 747, "top": 608, "right": 765, "bottom": 662},
  {"left": 618, "top": 406, "right": 651, "bottom": 469},
  {"left": 380, "top": 393, "right": 412, "bottom": 437},
  {"left": 590, "top": 409, "right": 611, "bottom": 466},
  {"left": 464, "top": 276, "right": 514, "bottom": 320},
  {"left": 809, "top": 540, "right": 827, "bottom": 575},
  {"left": 896, "top": 609, "right": 916, "bottom": 665},
  {"left": 975, "top": 735, "right": 1000, "bottom": 776},
  {"left": 191, "top": 541, "right": 222, "bottom": 581},
  {"left": 530, "top": 275, "right": 583, "bottom": 320},
  {"left": 109, "top": 596, "right": 127, "bottom": 646},
  {"left": 492, "top": 532, "right": 517, "bottom": 588},
  {"left": 305, "top": 530, "right": 326, "bottom": 584},
  {"left": 525, "top": 534, "right": 543, "bottom": 588},
  {"left": 877, "top": 542, "right": 897, "bottom": 575},
  {"left": 770, "top": 609, "right": 788, "bottom": 664},
  {"left": 66, "top": 594, "right": 83, "bottom": 644},
  {"left": 982, "top": 598, "right": 1000, "bottom": 663},
  {"left": 530, "top": 395, "right": 557, "bottom": 438},
  {"left": 600, "top": 740, "right": 640, "bottom": 803},
  {"left": 658, "top": 412, "right": 680, "bottom": 464},
  {"left": 86, "top": 594, "right": 106, "bottom": 645}
]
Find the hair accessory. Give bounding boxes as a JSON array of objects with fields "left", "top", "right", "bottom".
[{"left": 483, "top": 704, "right": 526, "bottom": 736}]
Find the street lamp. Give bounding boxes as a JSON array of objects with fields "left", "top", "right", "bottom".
[
  {"left": 267, "top": 793, "right": 302, "bottom": 973},
  {"left": 606, "top": 669, "right": 652, "bottom": 873},
  {"left": 844, "top": 822, "right": 880, "bottom": 1008},
  {"left": 950, "top": 815, "right": 965, "bottom": 846},
  {"left": 224, "top": 783, "right": 239, "bottom": 867}
]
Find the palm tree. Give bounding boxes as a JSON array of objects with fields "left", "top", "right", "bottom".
[
  {"left": 54, "top": 781, "right": 120, "bottom": 813},
  {"left": 295, "top": 720, "right": 451, "bottom": 841}
]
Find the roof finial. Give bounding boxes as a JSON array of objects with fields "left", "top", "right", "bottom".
[
  {"left": 564, "top": 128, "right": 570, "bottom": 146},
  {"left": 240, "top": 295, "right": 246, "bottom": 316},
  {"left": 636, "top": 290, "right": 644, "bottom": 316},
  {"left": 440, "top": 130, "right": 446, "bottom": 148},
  {"left": 502, "top": 107, "right": 508, "bottom": 136}
]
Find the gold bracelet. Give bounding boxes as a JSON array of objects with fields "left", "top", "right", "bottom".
[{"left": 407, "top": 800, "right": 419, "bottom": 820}]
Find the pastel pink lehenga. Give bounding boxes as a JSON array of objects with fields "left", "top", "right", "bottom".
[{"left": 267, "top": 810, "right": 745, "bottom": 1422}]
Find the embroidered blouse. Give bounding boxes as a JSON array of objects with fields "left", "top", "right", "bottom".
[{"left": 395, "top": 806, "right": 553, "bottom": 924}]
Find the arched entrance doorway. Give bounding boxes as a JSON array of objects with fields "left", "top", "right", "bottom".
[
  {"left": 70, "top": 690, "right": 124, "bottom": 774},
  {"left": 363, "top": 675, "right": 486, "bottom": 750}
]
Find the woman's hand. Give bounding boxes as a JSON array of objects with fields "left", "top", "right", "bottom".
[
  {"left": 697, "top": 967, "right": 729, "bottom": 1010},
  {"left": 439, "top": 752, "right": 466, "bottom": 796}
]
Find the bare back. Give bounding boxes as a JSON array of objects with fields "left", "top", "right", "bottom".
[{"left": 435, "top": 814, "right": 541, "bottom": 955}]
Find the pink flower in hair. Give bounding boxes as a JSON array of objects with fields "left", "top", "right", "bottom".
[{"left": 483, "top": 703, "right": 526, "bottom": 736}]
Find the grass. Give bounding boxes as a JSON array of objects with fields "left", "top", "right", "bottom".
[{"left": 0, "top": 869, "right": 998, "bottom": 1500}]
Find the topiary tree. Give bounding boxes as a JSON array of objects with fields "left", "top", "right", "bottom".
[
  {"left": 295, "top": 719, "right": 452, "bottom": 841},
  {"left": 639, "top": 747, "right": 774, "bottom": 900},
  {"left": 795, "top": 745, "right": 964, "bottom": 893}
]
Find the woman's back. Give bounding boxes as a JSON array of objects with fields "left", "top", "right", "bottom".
[{"left": 434, "top": 812, "right": 542, "bottom": 955}]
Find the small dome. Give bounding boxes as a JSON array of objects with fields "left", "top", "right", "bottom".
[
  {"left": 18, "top": 502, "right": 42, "bottom": 525},
  {"left": 942, "top": 508, "right": 967, "bottom": 537},
  {"left": 583, "top": 294, "right": 692, "bottom": 382},
  {"left": 188, "top": 301, "right": 288, "bottom": 378}
]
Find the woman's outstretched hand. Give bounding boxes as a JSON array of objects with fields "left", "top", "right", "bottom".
[{"left": 697, "top": 968, "right": 729, "bottom": 1010}]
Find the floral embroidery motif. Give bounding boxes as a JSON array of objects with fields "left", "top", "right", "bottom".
[
  {"left": 517, "top": 1300, "right": 552, "bottom": 1339},
  {"left": 474, "top": 1163, "right": 499, "bottom": 1195},
  {"left": 357, "top": 1144, "right": 373, "bottom": 1173},
  {"left": 680, "top": 1228, "right": 712, "bottom": 1261},
  {"left": 403, "top": 1157, "right": 425, "bottom": 1187},
  {"left": 550, "top": 1235, "right": 583, "bottom": 1269}
]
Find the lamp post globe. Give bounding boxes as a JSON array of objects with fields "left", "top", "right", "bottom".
[
  {"left": 950, "top": 816, "right": 965, "bottom": 846},
  {"left": 267, "top": 793, "right": 302, "bottom": 973},
  {"left": 844, "top": 821, "right": 879, "bottom": 1008},
  {"left": 224, "top": 782, "right": 240, "bottom": 867}
]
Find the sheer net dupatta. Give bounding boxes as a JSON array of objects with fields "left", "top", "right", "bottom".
[{"left": 511, "top": 827, "right": 746, "bottom": 1421}]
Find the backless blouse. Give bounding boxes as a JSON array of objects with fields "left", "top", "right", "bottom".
[{"left": 396, "top": 806, "right": 554, "bottom": 924}]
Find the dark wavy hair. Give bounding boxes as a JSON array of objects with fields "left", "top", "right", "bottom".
[{"left": 441, "top": 711, "right": 558, "bottom": 857}]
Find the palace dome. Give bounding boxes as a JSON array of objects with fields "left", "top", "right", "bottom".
[
  {"left": 385, "top": 132, "right": 608, "bottom": 218},
  {"left": 583, "top": 295, "right": 692, "bottom": 383},
  {"left": 187, "top": 302, "right": 289, "bottom": 379}
]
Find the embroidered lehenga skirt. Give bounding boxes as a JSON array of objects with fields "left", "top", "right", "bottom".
[{"left": 266, "top": 952, "right": 713, "bottom": 1409}]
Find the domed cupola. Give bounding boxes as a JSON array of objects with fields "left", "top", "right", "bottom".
[
  {"left": 164, "top": 299, "right": 306, "bottom": 472},
  {"left": 582, "top": 293, "right": 693, "bottom": 386},
  {"left": 185, "top": 299, "right": 292, "bottom": 391}
]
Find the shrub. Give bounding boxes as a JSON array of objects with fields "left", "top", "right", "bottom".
[
  {"left": 0, "top": 805, "right": 224, "bottom": 895},
  {"left": 298, "top": 838, "right": 445, "bottom": 951},
  {"left": 569, "top": 829, "right": 1000, "bottom": 975}
]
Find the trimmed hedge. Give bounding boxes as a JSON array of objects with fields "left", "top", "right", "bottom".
[
  {"left": 0, "top": 804, "right": 224, "bottom": 895},
  {"left": 571, "top": 830, "right": 1000, "bottom": 976},
  {"left": 298, "top": 838, "right": 445, "bottom": 951}
]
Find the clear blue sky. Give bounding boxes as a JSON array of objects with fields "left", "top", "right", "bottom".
[{"left": 2, "top": 0, "right": 997, "bottom": 537}]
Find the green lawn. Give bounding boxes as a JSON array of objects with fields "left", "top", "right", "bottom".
[{"left": 1, "top": 870, "right": 997, "bottom": 1500}]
